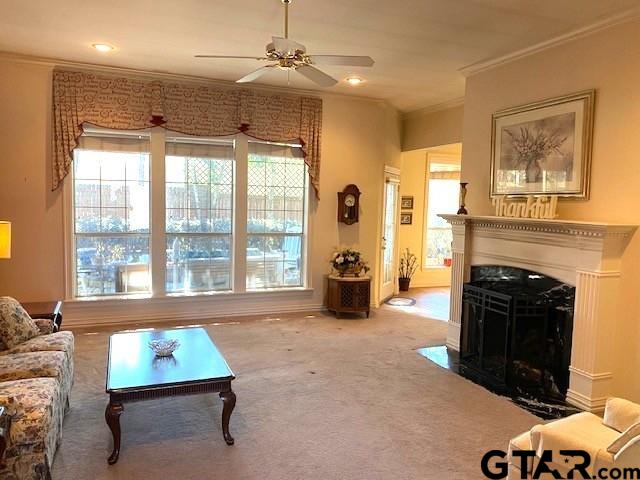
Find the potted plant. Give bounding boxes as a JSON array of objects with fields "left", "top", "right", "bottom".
[
  {"left": 398, "top": 248, "right": 418, "bottom": 291},
  {"left": 330, "top": 247, "right": 370, "bottom": 277}
]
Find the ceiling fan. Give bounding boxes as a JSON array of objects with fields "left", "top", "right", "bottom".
[{"left": 195, "top": 0, "right": 374, "bottom": 87}]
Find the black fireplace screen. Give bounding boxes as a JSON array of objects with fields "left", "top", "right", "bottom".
[{"left": 460, "top": 266, "right": 575, "bottom": 401}]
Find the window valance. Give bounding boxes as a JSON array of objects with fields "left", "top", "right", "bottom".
[{"left": 52, "top": 69, "right": 322, "bottom": 197}]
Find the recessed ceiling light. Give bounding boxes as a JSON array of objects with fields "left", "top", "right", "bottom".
[
  {"left": 345, "top": 76, "right": 365, "bottom": 86},
  {"left": 92, "top": 43, "right": 115, "bottom": 53}
]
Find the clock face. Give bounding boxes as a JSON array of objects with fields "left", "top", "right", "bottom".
[{"left": 344, "top": 194, "right": 356, "bottom": 207}]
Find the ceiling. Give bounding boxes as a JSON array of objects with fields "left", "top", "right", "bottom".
[{"left": 0, "top": 0, "right": 637, "bottom": 112}]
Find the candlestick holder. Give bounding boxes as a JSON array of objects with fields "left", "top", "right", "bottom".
[{"left": 457, "top": 182, "right": 468, "bottom": 215}]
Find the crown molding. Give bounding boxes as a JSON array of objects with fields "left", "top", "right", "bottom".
[
  {"left": 401, "top": 96, "right": 465, "bottom": 120},
  {"left": 460, "top": 6, "right": 640, "bottom": 77},
  {"left": 0, "top": 50, "right": 391, "bottom": 107}
]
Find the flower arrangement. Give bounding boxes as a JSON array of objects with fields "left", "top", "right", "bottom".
[
  {"left": 331, "top": 247, "right": 369, "bottom": 277},
  {"left": 506, "top": 126, "right": 567, "bottom": 183}
]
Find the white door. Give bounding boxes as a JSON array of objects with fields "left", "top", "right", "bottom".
[{"left": 380, "top": 174, "right": 400, "bottom": 301}]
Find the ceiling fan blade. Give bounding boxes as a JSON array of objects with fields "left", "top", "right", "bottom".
[
  {"left": 271, "top": 36, "right": 306, "bottom": 54},
  {"left": 308, "top": 55, "right": 375, "bottom": 67},
  {"left": 296, "top": 64, "right": 338, "bottom": 87},
  {"left": 195, "top": 55, "right": 268, "bottom": 60},
  {"left": 236, "top": 65, "right": 277, "bottom": 83}
]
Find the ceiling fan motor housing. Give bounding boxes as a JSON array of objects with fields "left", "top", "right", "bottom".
[{"left": 195, "top": 0, "right": 373, "bottom": 87}]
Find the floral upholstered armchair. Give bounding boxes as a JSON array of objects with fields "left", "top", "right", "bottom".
[{"left": 0, "top": 297, "right": 74, "bottom": 480}]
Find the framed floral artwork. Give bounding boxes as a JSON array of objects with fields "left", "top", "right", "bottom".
[
  {"left": 400, "top": 213, "right": 412, "bottom": 225},
  {"left": 490, "top": 90, "right": 595, "bottom": 198}
]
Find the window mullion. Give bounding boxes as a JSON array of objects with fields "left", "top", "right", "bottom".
[
  {"left": 233, "top": 134, "right": 248, "bottom": 293},
  {"left": 150, "top": 128, "right": 167, "bottom": 297}
]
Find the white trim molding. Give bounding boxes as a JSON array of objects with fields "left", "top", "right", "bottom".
[
  {"left": 402, "top": 97, "right": 465, "bottom": 120},
  {"left": 460, "top": 6, "right": 640, "bottom": 77},
  {"left": 64, "top": 288, "right": 320, "bottom": 328},
  {"left": 439, "top": 214, "right": 638, "bottom": 412}
]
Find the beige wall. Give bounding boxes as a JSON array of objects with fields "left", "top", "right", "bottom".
[
  {"left": 0, "top": 61, "right": 63, "bottom": 301},
  {"left": 402, "top": 104, "right": 464, "bottom": 152},
  {"left": 399, "top": 144, "right": 461, "bottom": 288},
  {"left": 460, "top": 19, "right": 640, "bottom": 402},
  {"left": 0, "top": 58, "right": 401, "bottom": 319}
]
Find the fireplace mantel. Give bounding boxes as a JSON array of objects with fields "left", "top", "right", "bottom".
[
  {"left": 439, "top": 214, "right": 636, "bottom": 238},
  {"left": 439, "top": 214, "right": 637, "bottom": 412}
]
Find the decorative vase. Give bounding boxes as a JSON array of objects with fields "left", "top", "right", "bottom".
[
  {"left": 398, "top": 277, "right": 411, "bottom": 291},
  {"left": 457, "top": 182, "right": 468, "bottom": 215},
  {"left": 336, "top": 264, "right": 363, "bottom": 277}
]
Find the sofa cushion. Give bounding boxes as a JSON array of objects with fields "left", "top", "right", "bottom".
[
  {"left": 0, "top": 297, "right": 39, "bottom": 349},
  {"left": 33, "top": 319, "right": 54, "bottom": 336},
  {"left": 0, "top": 378, "right": 62, "bottom": 478},
  {"left": 604, "top": 398, "right": 640, "bottom": 433},
  {"left": 0, "top": 331, "right": 74, "bottom": 358},
  {"left": 0, "top": 351, "right": 67, "bottom": 383},
  {"left": 607, "top": 422, "right": 640, "bottom": 454}
]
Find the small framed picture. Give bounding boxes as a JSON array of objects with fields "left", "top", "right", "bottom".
[
  {"left": 400, "top": 196, "right": 414, "bottom": 209},
  {"left": 400, "top": 213, "right": 413, "bottom": 225}
]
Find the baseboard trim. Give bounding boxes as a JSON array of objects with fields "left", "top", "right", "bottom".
[
  {"left": 64, "top": 302, "right": 325, "bottom": 329},
  {"left": 566, "top": 389, "right": 608, "bottom": 413}
]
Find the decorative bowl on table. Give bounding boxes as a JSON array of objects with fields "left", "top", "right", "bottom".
[{"left": 148, "top": 339, "right": 180, "bottom": 357}]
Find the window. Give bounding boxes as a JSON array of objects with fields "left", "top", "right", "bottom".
[
  {"left": 247, "top": 142, "right": 306, "bottom": 289},
  {"left": 69, "top": 131, "right": 309, "bottom": 299},
  {"left": 425, "top": 162, "right": 460, "bottom": 268},
  {"left": 165, "top": 138, "right": 234, "bottom": 293},
  {"left": 72, "top": 132, "right": 151, "bottom": 297}
]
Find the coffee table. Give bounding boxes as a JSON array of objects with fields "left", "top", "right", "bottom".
[{"left": 105, "top": 327, "right": 236, "bottom": 465}]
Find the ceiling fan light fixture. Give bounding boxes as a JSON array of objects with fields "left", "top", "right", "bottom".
[
  {"left": 345, "top": 76, "right": 365, "bottom": 86},
  {"left": 92, "top": 43, "right": 115, "bottom": 53}
]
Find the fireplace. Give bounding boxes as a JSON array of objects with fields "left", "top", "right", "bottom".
[
  {"left": 438, "top": 214, "right": 637, "bottom": 411},
  {"left": 460, "top": 266, "right": 575, "bottom": 402}
]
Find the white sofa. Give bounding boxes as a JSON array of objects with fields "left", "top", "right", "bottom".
[{"left": 508, "top": 398, "right": 640, "bottom": 479}]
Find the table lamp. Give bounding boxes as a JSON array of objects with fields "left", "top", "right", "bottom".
[{"left": 0, "top": 221, "right": 11, "bottom": 259}]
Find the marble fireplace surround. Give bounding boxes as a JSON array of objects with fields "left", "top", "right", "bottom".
[{"left": 439, "top": 214, "right": 637, "bottom": 412}]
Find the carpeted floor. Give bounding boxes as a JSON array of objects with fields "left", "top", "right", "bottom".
[{"left": 52, "top": 305, "right": 540, "bottom": 480}]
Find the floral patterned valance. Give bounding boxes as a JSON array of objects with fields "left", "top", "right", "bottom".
[{"left": 52, "top": 69, "right": 322, "bottom": 196}]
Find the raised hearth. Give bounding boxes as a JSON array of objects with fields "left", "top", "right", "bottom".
[{"left": 439, "top": 215, "right": 637, "bottom": 412}]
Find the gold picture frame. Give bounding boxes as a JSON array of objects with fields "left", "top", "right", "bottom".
[{"left": 490, "top": 90, "right": 595, "bottom": 198}]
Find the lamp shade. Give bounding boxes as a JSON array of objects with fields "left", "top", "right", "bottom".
[{"left": 0, "top": 221, "right": 11, "bottom": 259}]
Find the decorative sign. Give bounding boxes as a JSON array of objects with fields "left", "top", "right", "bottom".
[{"left": 491, "top": 195, "right": 558, "bottom": 219}]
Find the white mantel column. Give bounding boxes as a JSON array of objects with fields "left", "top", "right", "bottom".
[
  {"left": 446, "top": 219, "right": 470, "bottom": 351},
  {"left": 566, "top": 232, "right": 632, "bottom": 412}
]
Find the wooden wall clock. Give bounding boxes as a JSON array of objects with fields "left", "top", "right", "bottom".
[{"left": 337, "top": 184, "right": 360, "bottom": 225}]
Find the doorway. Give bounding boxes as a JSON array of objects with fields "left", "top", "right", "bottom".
[
  {"left": 397, "top": 143, "right": 461, "bottom": 289},
  {"left": 379, "top": 168, "right": 400, "bottom": 302}
]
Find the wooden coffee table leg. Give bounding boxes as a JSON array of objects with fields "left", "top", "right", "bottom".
[
  {"left": 105, "top": 401, "right": 124, "bottom": 464},
  {"left": 219, "top": 389, "right": 236, "bottom": 445}
]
